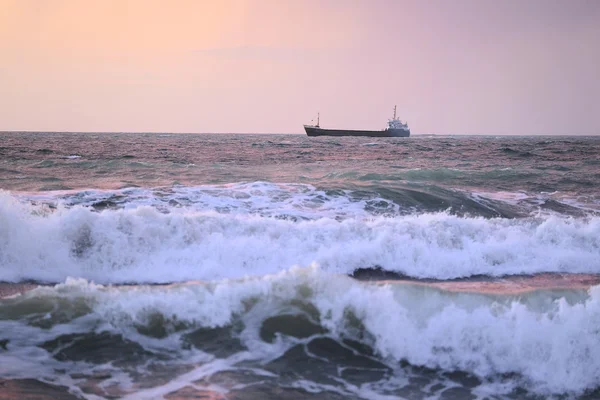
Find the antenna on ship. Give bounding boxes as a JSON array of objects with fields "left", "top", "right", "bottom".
[
  {"left": 393, "top": 105, "right": 397, "bottom": 120},
  {"left": 317, "top": 112, "right": 320, "bottom": 128}
]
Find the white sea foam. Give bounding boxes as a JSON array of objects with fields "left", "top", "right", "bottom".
[
  {"left": 2, "top": 270, "right": 599, "bottom": 396},
  {"left": 1, "top": 190, "right": 599, "bottom": 283},
  {"left": 472, "top": 189, "right": 600, "bottom": 213},
  {"left": 13, "top": 182, "right": 396, "bottom": 219},
  {"left": 471, "top": 190, "right": 530, "bottom": 205}
]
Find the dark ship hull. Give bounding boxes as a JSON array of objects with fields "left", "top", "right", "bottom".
[{"left": 304, "top": 126, "right": 410, "bottom": 137}]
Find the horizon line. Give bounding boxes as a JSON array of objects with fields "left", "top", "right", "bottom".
[{"left": 1, "top": 130, "right": 599, "bottom": 137}]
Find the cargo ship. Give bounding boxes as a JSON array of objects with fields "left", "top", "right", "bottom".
[{"left": 304, "top": 106, "right": 410, "bottom": 137}]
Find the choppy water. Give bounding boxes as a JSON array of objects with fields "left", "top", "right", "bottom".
[{"left": 1, "top": 132, "right": 600, "bottom": 399}]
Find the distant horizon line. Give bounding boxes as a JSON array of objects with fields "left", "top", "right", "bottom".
[{"left": 1, "top": 130, "right": 599, "bottom": 137}]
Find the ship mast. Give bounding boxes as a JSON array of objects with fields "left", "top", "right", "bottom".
[
  {"left": 393, "top": 105, "right": 397, "bottom": 120},
  {"left": 317, "top": 112, "right": 320, "bottom": 127}
]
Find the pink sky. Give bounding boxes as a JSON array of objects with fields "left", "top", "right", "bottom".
[{"left": 1, "top": 0, "right": 599, "bottom": 134}]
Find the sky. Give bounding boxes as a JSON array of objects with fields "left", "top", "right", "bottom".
[{"left": 1, "top": 0, "right": 599, "bottom": 135}]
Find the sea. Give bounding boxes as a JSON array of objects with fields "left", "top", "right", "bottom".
[{"left": 1, "top": 132, "right": 600, "bottom": 400}]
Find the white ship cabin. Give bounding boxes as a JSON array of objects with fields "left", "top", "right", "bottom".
[{"left": 387, "top": 106, "right": 409, "bottom": 130}]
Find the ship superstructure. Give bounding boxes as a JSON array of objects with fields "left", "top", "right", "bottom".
[{"left": 304, "top": 106, "right": 410, "bottom": 137}]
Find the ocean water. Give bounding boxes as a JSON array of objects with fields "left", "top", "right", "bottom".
[{"left": 1, "top": 132, "right": 600, "bottom": 399}]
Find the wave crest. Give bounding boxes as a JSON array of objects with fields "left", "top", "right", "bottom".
[{"left": 1, "top": 192, "right": 600, "bottom": 283}]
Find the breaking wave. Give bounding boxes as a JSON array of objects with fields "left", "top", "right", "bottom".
[
  {"left": 1, "top": 270, "right": 599, "bottom": 397},
  {"left": 1, "top": 189, "right": 599, "bottom": 284}
]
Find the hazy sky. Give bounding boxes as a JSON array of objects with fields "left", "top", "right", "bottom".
[{"left": 1, "top": 0, "right": 599, "bottom": 134}]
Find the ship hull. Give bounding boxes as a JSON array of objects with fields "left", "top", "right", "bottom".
[{"left": 304, "top": 126, "right": 410, "bottom": 137}]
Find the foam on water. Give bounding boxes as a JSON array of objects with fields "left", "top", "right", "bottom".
[
  {"left": 0, "top": 269, "right": 599, "bottom": 397},
  {"left": 1, "top": 189, "right": 600, "bottom": 283},
  {"left": 13, "top": 182, "right": 396, "bottom": 219},
  {"left": 2, "top": 134, "right": 600, "bottom": 398},
  {"left": 472, "top": 190, "right": 600, "bottom": 213}
]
